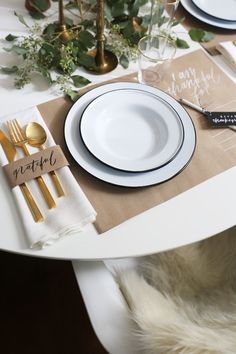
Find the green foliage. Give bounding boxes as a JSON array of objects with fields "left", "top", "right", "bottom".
[
  {"left": 176, "top": 37, "right": 189, "bottom": 49},
  {"left": 1, "top": 66, "right": 19, "bottom": 73},
  {"left": 2, "top": 17, "right": 95, "bottom": 95},
  {"left": 5, "top": 34, "right": 18, "bottom": 41},
  {"left": 2, "top": 1, "right": 215, "bottom": 101},
  {"left": 119, "top": 54, "right": 129, "bottom": 68},
  {"left": 14, "top": 11, "right": 29, "bottom": 27},
  {"left": 71, "top": 75, "right": 91, "bottom": 87},
  {"left": 189, "top": 28, "right": 214, "bottom": 42}
]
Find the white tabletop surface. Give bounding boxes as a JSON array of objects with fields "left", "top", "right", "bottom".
[{"left": 0, "top": 1, "right": 235, "bottom": 260}]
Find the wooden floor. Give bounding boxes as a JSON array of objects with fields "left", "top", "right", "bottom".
[{"left": 0, "top": 251, "right": 108, "bottom": 354}]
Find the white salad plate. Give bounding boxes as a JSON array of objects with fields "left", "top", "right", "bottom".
[
  {"left": 181, "top": 0, "right": 236, "bottom": 29},
  {"left": 192, "top": 0, "right": 236, "bottom": 22},
  {"left": 80, "top": 89, "right": 184, "bottom": 172},
  {"left": 64, "top": 82, "right": 196, "bottom": 188}
]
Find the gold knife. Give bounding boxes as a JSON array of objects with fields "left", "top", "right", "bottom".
[{"left": 0, "top": 129, "right": 44, "bottom": 222}]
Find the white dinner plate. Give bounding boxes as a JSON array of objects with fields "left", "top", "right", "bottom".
[
  {"left": 64, "top": 82, "right": 196, "bottom": 188},
  {"left": 181, "top": 0, "right": 236, "bottom": 29},
  {"left": 192, "top": 0, "right": 236, "bottom": 22},
  {"left": 80, "top": 89, "right": 184, "bottom": 172}
]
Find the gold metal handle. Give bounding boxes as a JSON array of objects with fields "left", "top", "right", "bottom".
[
  {"left": 49, "top": 170, "right": 65, "bottom": 197},
  {"left": 35, "top": 175, "right": 56, "bottom": 209},
  {"left": 22, "top": 144, "right": 56, "bottom": 209},
  {"left": 38, "top": 145, "right": 65, "bottom": 197},
  {"left": 19, "top": 183, "right": 44, "bottom": 222}
]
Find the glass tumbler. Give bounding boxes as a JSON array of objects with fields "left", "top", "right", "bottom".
[
  {"left": 148, "top": 0, "right": 180, "bottom": 36},
  {"left": 138, "top": 34, "right": 176, "bottom": 86}
]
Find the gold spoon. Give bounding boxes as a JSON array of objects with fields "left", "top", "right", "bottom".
[{"left": 26, "top": 122, "right": 65, "bottom": 197}]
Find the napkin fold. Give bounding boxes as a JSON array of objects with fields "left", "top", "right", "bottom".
[
  {"left": 216, "top": 41, "right": 236, "bottom": 72},
  {"left": 0, "top": 107, "right": 96, "bottom": 249}
]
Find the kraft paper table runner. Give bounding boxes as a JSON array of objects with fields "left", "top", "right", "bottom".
[
  {"left": 38, "top": 49, "right": 236, "bottom": 234},
  {"left": 176, "top": 5, "right": 236, "bottom": 55}
]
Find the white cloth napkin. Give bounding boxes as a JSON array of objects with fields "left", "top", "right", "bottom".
[
  {"left": 216, "top": 41, "right": 236, "bottom": 72},
  {"left": 0, "top": 107, "right": 97, "bottom": 249}
]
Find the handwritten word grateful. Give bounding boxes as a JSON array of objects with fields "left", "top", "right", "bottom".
[
  {"left": 13, "top": 150, "right": 56, "bottom": 180},
  {"left": 166, "top": 67, "right": 220, "bottom": 101}
]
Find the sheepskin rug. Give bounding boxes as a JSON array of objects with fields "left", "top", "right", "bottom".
[{"left": 117, "top": 226, "right": 236, "bottom": 354}]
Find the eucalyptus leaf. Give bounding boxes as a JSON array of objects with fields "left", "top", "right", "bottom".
[
  {"left": 71, "top": 75, "right": 91, "bottom": 88},
  {"left": 77, "top": 52, "right": 96, "bottom": 70},
  {"left": 176, "top": 37, "right": 189, "bottom": 49},
  {"left": 80, "top": 19, "right": 95, "bottom": 30},
  {"left": 119, "top": 54, "right": 129, "bottom": 68},
  {"left": 79, "top": 30, "right": 95, "bottom": 48},
  {"left": 112, "top": 1, "right": 128, "bottom": 17},
  {"left": 73, "top": 40, "right": 87, "bottom": 52},
  {"left": 5, "top": 34, "right": 18, "bottom": 41},
  {"left": 114, "top": 20, "right": 130, "bottom": 29},
  {"left": 64, "top": 16, "right": 74, "bottom": 27},
  {"left": 40, "top": 68, "right": 53, "bottom": 83},
  {"left": 29, "top": 11, "right": 46, "bottom": 19},
  {"left": 202, "top": 31, "right": 214, "bottom": 42},
  {"left": 66, "top": 89, "right": 80, "bottom": 102},
  {"left": 14, "top": 12, "right": 29, "bottom": 28},
  {"left": 122, "top": 22, "right": 135, "bottom": 39},
  {"left": 189, "top": 28, "right": 214, "bottom": 43},
  {"left": 4, "top": 45, "right": 28, "bottom": 55},
  {"left": 189, "top": 28, "right": 205, "bottom": 42},
  {"left": 1, "top": 66, "right": 18, "bottom": 74},
  {"left": 43, "top": 23, "right": 58, "bottom": 38},
  {"left": 104, "top": 2, "right": 113, "bottom": 22},
  {"left": 33, "top": 0, "right": 50, "bottom": 11}
]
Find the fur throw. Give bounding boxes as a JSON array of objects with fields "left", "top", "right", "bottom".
[{"left": 117, "top": 226, "right": 236, "bottom": 354}]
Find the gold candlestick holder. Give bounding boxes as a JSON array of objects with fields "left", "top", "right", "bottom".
[
  {"left": 58, "top": 0, "right": 71, "bottom": 43},
  {"left": 89, "top": 0, "right": 118, "bottom": 74}
]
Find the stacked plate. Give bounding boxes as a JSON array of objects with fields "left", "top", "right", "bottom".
[
  {"left": 64, "top": 82, "right": 196, "bottom": 187},
  {"left": 181, "top": 0, "right": 236, "bottom": 29}
]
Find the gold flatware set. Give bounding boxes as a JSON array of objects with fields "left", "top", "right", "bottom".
[
  {"left": 26, "top": 122, "right": 65, "bottom": 198},
  {"left": 0, "top": 119, "right": 65, "bottom": 223}
]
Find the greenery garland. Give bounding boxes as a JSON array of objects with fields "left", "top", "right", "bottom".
[{"left": 1, "top": 0, "right": 214, "bottom": 101}]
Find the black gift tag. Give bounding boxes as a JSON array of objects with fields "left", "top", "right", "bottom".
[{"left": 205, "top": 111, "right": 236, "bottom": 127}]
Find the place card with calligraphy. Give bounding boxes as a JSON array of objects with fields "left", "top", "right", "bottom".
[
  {"left": 205, "top": 111, "right": 236, "bottom": 127},
  {"left": 3, "top": 145, "right": 69, "bottom": 188}
]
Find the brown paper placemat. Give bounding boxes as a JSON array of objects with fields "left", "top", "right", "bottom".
[
  {"left": 176, "top": 4, "right": 236, "bottom": 55},
  {"left": 38, "top": 49, "right": 236, "bottom": 234}
]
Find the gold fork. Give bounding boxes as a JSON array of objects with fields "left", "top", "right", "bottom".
[{"left": 7, "top": 119, "right": 56, "bottom": 209}]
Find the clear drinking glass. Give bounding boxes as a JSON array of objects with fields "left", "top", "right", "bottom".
[
  {"left": 138, "top": 34, "right": 176, "bottom": 86},
  {"left": 148, "top": 0, "right": 180, "bottom": 36}
]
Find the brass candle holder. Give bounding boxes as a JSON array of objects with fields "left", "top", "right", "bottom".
[
  {"left": 90, "top": 0, "right": 118, "bottom": 74},
  {"left": 57, "top": 0, "right": 117, "bottom": 73},
  {"left": 58, "top": 0, "right": 71, "bottom": 43}
]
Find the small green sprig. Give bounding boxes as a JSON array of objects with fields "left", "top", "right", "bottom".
[{"left": 1, "top": 13, "right": 94, "bottom": 100}]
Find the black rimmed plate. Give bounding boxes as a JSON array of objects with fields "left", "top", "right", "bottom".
[
  {"left": 79, "top": 88, "right": 184, "bottom": 173},
  {"left": 64, "top": 82, "right": 196, "bottom": 188}
]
